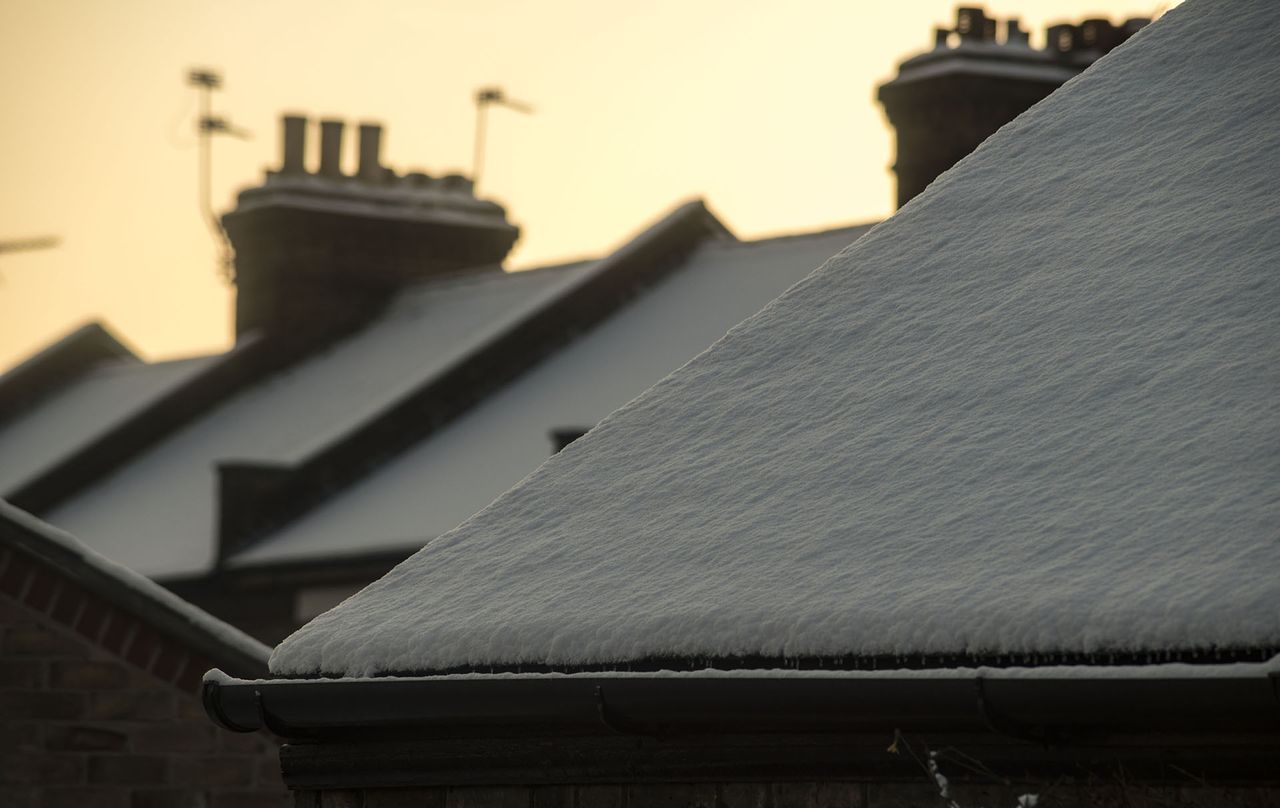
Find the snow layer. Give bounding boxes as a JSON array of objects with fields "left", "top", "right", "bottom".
[
  {"left": 0, "top": 355, "right": 216, "bottom": 494},
  {"left": 233, "top": 225, "right": 871, "bottom": 565},
  {"left": 46, "top": 265, "right": 592, "bottom": 577},
  {"left": 0, "top": 499, "right": 269, "bottom": 664},
  {"left": 272, "top": 0, "right": 1280, "bottom": 677}
]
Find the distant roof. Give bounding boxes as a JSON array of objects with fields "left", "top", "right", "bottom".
[
  {"left": 270, "top": 0, "right": 1280, "bottom": 677},
  {"left": 0, "top": 354, "right": 216, "bottom": 494},
  {"left": 42, "top": 262, "right": 595, "bottom": 577},
  {"left": 232, "top": 224, "right": 872, "bottom": 566}
]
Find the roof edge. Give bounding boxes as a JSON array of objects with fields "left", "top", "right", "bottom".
[
  {"left": 0, "top": 500, "right": 269, "bottom": 677},
  {"left": 6, "top": 315, "right": 376, "bottom": 514},
  {"left": 204, "top": 663, "right": 1280, "bottom": 740},
  {"left": 0, "top": 321, "right": 139, "bottom": 426}
]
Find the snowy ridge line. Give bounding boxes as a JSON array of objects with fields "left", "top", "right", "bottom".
[
  {"left": 285, "top": 646, "right": 1280, "bottom": 681},
  {"left": 210, "top": 655, "right": 1280, "bottom": 685},
  {"left": 219, "top": 199, "right": 729, "bottom": 556}
]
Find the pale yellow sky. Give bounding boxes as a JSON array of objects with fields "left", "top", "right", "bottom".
[{"left": 0, "top": 0, "right": 1165, "bottom": 370}]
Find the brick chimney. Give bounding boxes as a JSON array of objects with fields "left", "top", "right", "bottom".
[
  {"left": 222, "top": 115, "right": 520, "bottom": 338},
  {"left": 877, "top": 7, "right": 1149, "bottom": 208}
]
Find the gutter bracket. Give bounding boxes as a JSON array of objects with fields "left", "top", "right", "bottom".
[
  {"left": 202, "top": 676, "right": 259, "bottom": 733},
  {"left": 974, "top": 677, "right": 1055, "bottom": 748},
  {"left": 595, "top": 685, "right": 657, "bottom": 738},
  {"left": 254, "top": 687, "right": 311, "bottom": 739}
]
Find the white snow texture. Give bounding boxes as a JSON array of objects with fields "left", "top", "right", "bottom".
[{"left": 272, "top": 0, "right": 1280, "bottom": 676}]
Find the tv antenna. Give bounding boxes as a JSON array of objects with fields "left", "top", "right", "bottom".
[
  {"left": 472, "top": 86, "right": 533, "bottom": 192},
  {"left": 187, "top": 68, "right": 248, "bottom": 280},
  {"left": 0, "top": 236, "right": 60, "bottom": 281},
  {"left": 0, "top": 236, "right": 60, "bottom": 256}
]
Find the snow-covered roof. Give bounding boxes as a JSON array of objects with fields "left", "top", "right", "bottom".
[
  {"left": 232, "top": 224, "right": 871, "bottom": 566},
  {"left": 44, "top": 264, "right": 594, "bottom": 577},
  {"left": 0, "top": 354, "right": 216, "bottom": 494},
  {"left": 271, "top": 0, "right": 1280, "bottom": 677}
]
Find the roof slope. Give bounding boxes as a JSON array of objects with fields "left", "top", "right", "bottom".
[
  {"left": 40, "top": 264, "right": 593, "bottom": 577},
  {"left": 233, "top": 224, "right": 871, "bottom": 566},
  {"left": 271, "top": 0, "right": 1280, "bottom": 677},
  {"left": 0, "top": 354, "right": 216, "bottom": 494}
]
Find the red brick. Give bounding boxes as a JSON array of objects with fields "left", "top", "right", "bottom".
[
  {"left": 0, "top": 551, "right": 33, "bottom": 597},
  {"left": 815, "top": 783, "right": 865, "bottom": 808},
  {"left": 101, "top": 612, "right": 136, "bottom": 656},
  {"left": 717, "top": 784, "right": 769, "bottom": 808},
  {"left": 3, "top": 622, "right": 85, "bottom": 657},
  {"left": 0, "top": 658, "right": 44, "bottom": 687},
  {"left": 0, "top": 786, "right": 36, "bottom": 808},
  {"left": 0, "top": 722, "right": 41, "bottom": 753},
  {"left": 320, "top": 792, "right": 365, "bottom": 808},
  {"left": 0, "top": 689, "right": 85, "bottom": 719},
  {"left": 626, "top": 785, "right": 716, "bottom": 808},
  {"left": 256, "top": 754, "right": 283, "bottom": 786},
  {"left": 125, "top": 625, "right": 163, "bottom": 670},
  {"left": 573, "top": 787, "right": 622, "bottom": 808},
  {"left": 87, "top": 754, "right": 168, "bottom": 785},
  {"left": 132, "top": 722, "right": 216, "bottom": 754},
  {"left": 75, "top": 599, "right": 110, "bottom": 640},
  {"left": 175, "top": 655, "right": 215, "bottom": 695},
  {"left": 50, "top": 585, "right": 85, "bottom": 625},
  {"left": 170, "top": 756, "right": 256, "bottom": 787},
  {"left": 23, "top": 566, "right": 58, "bottom": 611},
  {"left": 151, "top": 645, "right": 186, "bottom": 682},
  {"left": 87, "top": 689, "right": 175, "bottom": 721},
  {"left": 51, "top": 659, "right": 133, "bottom": 689},
  {"left": 211, "top": 793, "right": 289, "bottom": 808},
  {"left": 131, "top": 789, "right": 211, "bottom": 808},
  {"left": 531, "top": 786, "right": 571, "bottom": 808},
  {"left": 366, "top": 790, "right": 446, "bottom": 808},
  {"left": 0, "top": 751, "right": 85, "bottom": 784},
  {"left": 772, "top": 782, "right": 817, "bottom": 808},
  {"left": 43, "top": 787, "right": 129, "bottom": 808},
  {"left": 45, "top": 725, "right": 129, "bottom": 752}
]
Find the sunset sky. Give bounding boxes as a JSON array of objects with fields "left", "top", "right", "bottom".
[{"left": 0, "top": 0, "right": 1165, "bottom": 370}]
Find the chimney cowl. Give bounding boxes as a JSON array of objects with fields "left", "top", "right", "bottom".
[
  {"left": 318, "top": 119, "right": 345, "bottom": 178},
  {"left": 222, "top": 111, "right": 520, "bottom": 338},
  {"left": 281, "top": 114, "right": 307, "bottom": 175},
  {"left": 357, "top": 123, "right": 383, "bottom": 183}
]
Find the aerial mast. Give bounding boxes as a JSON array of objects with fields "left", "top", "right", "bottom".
[
  {"left": 187, "top": 68, "right": 247, "bottom": 279},
  {"left": 472, "top": 87, "right": 533, "bottom": 193}
]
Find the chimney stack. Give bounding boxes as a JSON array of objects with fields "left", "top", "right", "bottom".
[
  {"left": 877, "top": 6, "right": 1148, "bottom": 209},
  {"left": 357, "top": 123, "right": 383, "bottom": 182},
  {"left": 281, "top": 114, "right": 307, "bottom": 174},
  {"left": 223, "top": 114, "right": 521, "bottom": 338},
  {"left": 318, "top": 119, "right": 345, "bottom": 178}
]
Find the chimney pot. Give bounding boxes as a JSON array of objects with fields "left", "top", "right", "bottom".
[
  {"left": 357, "top": 123, "right": 383, "bottom": 182},
  {"left": 319, "top": 119, "right": 345, "bottom": 178},
  {"left": 1005, "top": 18, "right": 1028, "bottom": 45},
  {"left": 281, "top": 114, "right": 307, "bottom": 174}
]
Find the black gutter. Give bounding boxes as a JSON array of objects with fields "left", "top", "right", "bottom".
[{"left": 204, "top": 666, "right": 1280, "bottom": 743}]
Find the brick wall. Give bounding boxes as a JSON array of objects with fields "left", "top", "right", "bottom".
[
  {"left": 293, "top": 782, "right": 1280, "bottom": 808},
  {"left": 0, "top": 586, "right": 288, "bottom": 808}
]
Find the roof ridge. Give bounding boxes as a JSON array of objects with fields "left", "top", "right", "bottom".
[{"left": 212, "top": 199, "right": 730, "bottom": 564}]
